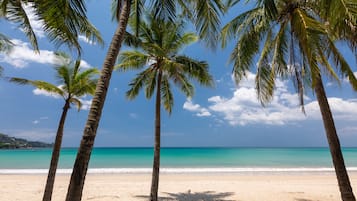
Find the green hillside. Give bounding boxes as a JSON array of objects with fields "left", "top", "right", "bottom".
[{"left": 0, "top": 133, "right": 52, "bottom": 149}]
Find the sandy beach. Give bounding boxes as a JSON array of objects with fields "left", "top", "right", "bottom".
[{"left": 1, "top": 172, "right": 356, "bottom": 201}]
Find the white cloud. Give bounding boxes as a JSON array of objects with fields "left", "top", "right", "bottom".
[
  {"left": 78, "top": 35, "right": 96, "bottom": 45},
  {"left": 32, "top": 120, "right": 40, "bottom": 124},
  {"left": 0, "top": 39, "right": 58, "bottom": 68},
  {"left": 129, "top": 113, "right": 138, "bottom": 119},
  {"left": 183, "top": 72, "right": 357, "bottom": 126},
  {"left": 0, "top": 39, "right": 92, "bottom": 69},
  {"left": 31, "top": 116, "right": 49, "bottom": 125},
  {"left": 183, "top": 99, "right": 211, "bottom": 117},
  {"left": 33, "top": 88, "right": 62, "bottom": 99}
]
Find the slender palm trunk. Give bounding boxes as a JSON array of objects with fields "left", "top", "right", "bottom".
[
  {"left": 314, "top": 75, "right": 355, "bottom": 201},
  {"left": 42, "top": 99, "right": 70, "bottom": 201},
  {"left": 65, "top": 1, "right": 131, "bottom": 201},
  {"left": 150, "top": 72, "right": 162, "bottom": 201}
]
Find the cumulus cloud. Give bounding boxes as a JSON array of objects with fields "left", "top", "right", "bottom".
[
  {"left": 183, "top": 99, "right": 211, "bottom": 117},
  {"left": 0, "top": 39, "right": 58, "bottom": 68},
  {"left": 0, "top": 39, "right": 92, "bottom": 68},
  {"left": 78, "top": 35, "right": 97, "bottom": 45},
  {"left": 33, "top": 88, "right": 62, "bottom": 99},
  {"left": 183, "top": 72, "right": 357, "bottom": 126}
]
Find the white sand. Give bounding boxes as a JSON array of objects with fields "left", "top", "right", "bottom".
[{"left": 1, "top": 172, "right": 356, "bottom": 201}]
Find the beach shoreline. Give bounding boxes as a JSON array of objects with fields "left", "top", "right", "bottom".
[{"left": 2, "top": 172, "right": 356, "bottom": 201}]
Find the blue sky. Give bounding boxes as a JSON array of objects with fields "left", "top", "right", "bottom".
[{"left": 0, "top": 1, "right": 356, "bottom": 147}]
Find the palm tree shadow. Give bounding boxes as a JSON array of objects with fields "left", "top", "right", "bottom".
[{"left": 136, "top": 190, "right": 235, "bottom": 201}]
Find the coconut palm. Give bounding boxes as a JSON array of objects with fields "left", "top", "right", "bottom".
[
  {"left": 0, "top": 0, "right": 103, "bottom": 54},
  {"left": 116, "top": 14, "right": 213, "bottom": 201},
  {"left": 65, "top": 1, "right": 224, "bottom": 200},
  {"left": 222, "top": 0, "right": 357, "bottom": 200},
  {"left": 9, "top": 52, "right": 98, "bottom": 201}
]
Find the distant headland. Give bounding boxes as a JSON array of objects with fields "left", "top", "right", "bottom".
[{"left": 0, "top": 133, "right": 52, "bottom": 149}]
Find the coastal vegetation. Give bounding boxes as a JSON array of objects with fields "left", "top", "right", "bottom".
[
  {"left": 0, "top": 133, "right": 52, "bottom": 149},
  {"left": 65, "top": 1, "right": 224, "bottom": 201},
  {"left": 10, "top": 53, "right": 98, "bottom": 201},
  {"left": 116, "top": 14, "right": 214, "bottom": 200},
  {"left": 222, "top": 0, "right": 356, "bottom": 200}
]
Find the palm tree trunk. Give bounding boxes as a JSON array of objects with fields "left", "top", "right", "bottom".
[
  {"left": 42, "top": 99, "right": 70, "bottom": 201},
  {"left": 150, "top": 71, "right": 162, "bottom": 201},
  {"left": 314, "top": 75, "right": 356, "bottom": 201},
  {"left": 65, "top": 1, "right": 131, "bottom": 201}
]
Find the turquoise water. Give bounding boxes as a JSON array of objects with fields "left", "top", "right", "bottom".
[{"left": 1, "top": 147, "right": 357, "bottom": 169}]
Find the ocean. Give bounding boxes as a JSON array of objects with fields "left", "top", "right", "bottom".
[{"left": 1, "top": 147, "right": 357, "bottom": 174}]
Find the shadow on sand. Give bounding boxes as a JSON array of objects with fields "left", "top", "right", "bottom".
[{"left": 136, "top": 190, "right": 235, "bottom": 201}]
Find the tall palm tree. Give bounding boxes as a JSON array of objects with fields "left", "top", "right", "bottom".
[
  {"left": 65, "top": 1, "right": 224, "bottom": 200},
  {"left": 0, "top": 0, "right": 103, "bottom": 54},
  {"left": 222, "top": 0, "right": 357, "bottom": 200},
  {"left": 10, "top": 52, "right": 98, "bottom": 201},
  {"left": 116, "top": 15, "right": 213, "bottom": 201}
]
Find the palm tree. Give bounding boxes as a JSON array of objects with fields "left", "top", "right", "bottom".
[
  {"left": 65, "top": 1, "right": 224, "bottom": 200},
  {"left": 10, "top": 52, "right": 98, "bottom": 201},
  {"left": 0, "top": 0, "right": 103, "bottom": 54},
  {"left": 222, "top": 0, "right": 357, "bottom": 200},
  {"left": 116, "top": 14, "right": 213, "bottom": 201}
]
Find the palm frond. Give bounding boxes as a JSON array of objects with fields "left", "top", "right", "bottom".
[
  {"left": 174, "top": 56, "right": 214, "bottom": 87},
  {"left": 221, "top": 8, "right": 262, "bottom": 48},
  {"left": 255, "top": 62, "right": 275, "bottom": 106},
  {"left": 69, "top": 97, "right": 82, "bottom": 111},
  {"left": 160, "top": 75, "right": 174, "bottom": 114},
  {"left": 258, "top": 0, "right": 278, "bottom": 19},
  {"left": 271, "top": 22, "right": 288, "bottom": 77},
  {"left": 326, "top": 37, "right": 357, "bottom": 90},
  {"left": 116, "top": 51, "right": 150, "bottom": 71},
  {"left": 33, "top": 0, "right": 103, "bottom": 54},
  {"left": 123, "top": 31, "right": 142, "bottom": 47},
  {"left": 230, "top": 27, "right": 260, "bottom": 84},
  {"left": 144, "top": 69, "right": 157, "bottom": 99},
  {"left": 150, "top": 0, "right": 176, "bottom": 22},
  {"left": 9, "top": 78, "right": 65, "bottom": 97},
  {"left": 168, "top": 68, "right": 194, "bottom": 98},
  {"left": 55, "top": 65, "right": 72, "bottom": 91},
  {"left": 190, "top": 0, "right": 225, "bottom": 48},
  {"left": 126, "top": 68, "right": 153, "bottom": 100},
  {"left": 3, "top": 1, "right": 39, "bottom": 51},
  {"left": 0, "top": 33, "right": 13, "bottom": 53},
  {"left": 256, "top": 29, "right": 274, "bottom": 105}
]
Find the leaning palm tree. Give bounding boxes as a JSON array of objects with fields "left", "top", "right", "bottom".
[
  {"left": 222, "top": 0, "right": 357, "bottom": 200},
  {"left": 10, "top": 52, "right": 98, "bottom": 201},
  {"left": 65, "top": 1, "right": 224, "bottom": 200},
  {"left": 0, "top": 0, "right": 103, "bottom": 54},
  {"left": 116, "top": 15, "right": 213, "bottom": 201}
]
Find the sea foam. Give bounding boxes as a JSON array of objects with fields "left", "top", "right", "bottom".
[{"left": 1, "top": 167, "right": 357, "bottom": 174}]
